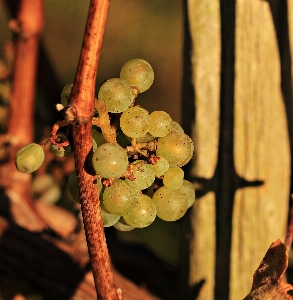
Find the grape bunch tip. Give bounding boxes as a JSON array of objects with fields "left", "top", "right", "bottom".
[{"left": 15, "top": 58, "right": 196, "bottom": 231}]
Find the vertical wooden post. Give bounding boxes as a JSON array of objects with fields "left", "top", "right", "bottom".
[{"left": 184, "top": 0, "right": 291, "bottom": 299}]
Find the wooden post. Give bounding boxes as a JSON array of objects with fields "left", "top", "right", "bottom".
[{"left": 183, "top": 1, "right": 291, "bottom": 299}]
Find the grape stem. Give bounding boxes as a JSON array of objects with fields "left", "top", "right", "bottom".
[{"left": 63, "top": 0, "right": 118, "bottom": 299}]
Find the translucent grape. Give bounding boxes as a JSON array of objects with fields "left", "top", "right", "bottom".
[
  {"left": 120, "top": 58, "right": 154, "bottom": 93},
  {"left": 98, "top": 78, "right": 134, "bottom": 113},
  {"left": 136, "top": 132, "right": 154, "bottom": 143},
  {"left": 171, "top": 121, "right": 184, "bottom": 133},
  {"left": 92, "top": 130, "right": 106, "bottom": 147},
  {"left": 178, "top": 179, "right": 196, "bottom": 208},
  {"left": 68, "top": 169, "right": 103, "bottom": 203},
  {"left": 50, "top": 136, "right": 71, "bottom": 157},
  {"left": 61, "top": 83, "right": 73, "bottom": 106},
  {"left": 123, "top": 194, "right": 156, "bottom": 228},
  {"left": 100, "top": 200, "right": 121, "bottom": 227},
  {"left": 148, "top": 111, "right": 172, "bottom": 137},
  {"left": 114, "top": 218, "right": 135, "bottom": 231},
  {"left": 149, "top": 156, "right": 169, "bottom": 177},
  {"left": 120, "top": 106, "right": 150, "bottom": 138},
  {"left": 15, "top": 143, "right": 45, "bottom": 173},
  {"left": 163, "top": 166, "right": 184, "bottom": 190},
  {"left": 156, "top": 131, "right": 194, "bottom": 167},
  {"left": 125, "top": 160, "right": 155, "bottom": 190},
  {"left": 92, "top": 143, "right": 128, "bottom": 179},
  {"left": 152, "top": 186, "right": 188, "bottom": 221},
  {"left": 103, "top": 179, "right": 139, "bottom": 215}
]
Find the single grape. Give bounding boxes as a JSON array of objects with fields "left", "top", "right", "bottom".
[
  {"left": 68, "top": 169, "right": 103, "bottom": 203},
  {"left": 92, "top": 143, "right": 128, "bottom": 179},
  {"left": 114, "top": 217, "right": 135, "bottom": 231},
  {"left": 171, "top": 121, "right": 184, "bottom": 133},
  {"left": 163, "top": 166, "right": 184, "bottom": 190},
  {"left": 50, "top": 135, "right": 71, "bottom": 157},
  {"left": 125, "top": 160, "right": 155, "bottom": 190},
  {"left": 136, "top": 132, "right": 154, "bottom": 143},
  {"left": 156, "top": 131, "right": 194, "bottom": 167},
  {"left": 120, "top": 58, "right": 154, "bottom": 93},
  {"left": 61, "top": 83, "right": 73, "bottom": 106},
  {"left": 116, "top": 130, "right": 131, "bottom": 148},
  {"left": 178, "top": 179, "right": 196, "bottom": 208},
  {"left": 92, "top": 130, "right": 106, "bottom": 147},
  {"left": 103, "top": 179, "right": 139, "bottom": 215},
  {"left": 120, "top": 106, "right": 150, "bottom": 138},
  {"left": 149, "top": 156, "right": 169, "bottom": 177},
  {"left": 100, "top": 200, "right": 121, "bottom": 227},
  {"left": 15, "top": 143, "right": 45, "bottom": 173},
  {"left": 153, "top": 186, "right": 188, "bottom": 221},
  {"left": 123, "top": 194, "right": 156, "bottom": 228},
  {"left": 148, "top": 111, "right": 172, "bottom": 137},
  {"left": 98, "top": 78, "right": 134, "bottom": 113}
]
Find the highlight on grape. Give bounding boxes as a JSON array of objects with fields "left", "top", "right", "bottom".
[{"left": 15, "top": 58, "right": 196, "bottom": 230}]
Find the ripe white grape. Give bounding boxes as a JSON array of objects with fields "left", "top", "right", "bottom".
[
  {"left": 120, "top": 58, "right": 154, "bottom": 93},
  {"left": 152, "top": 186, "right": 188, "bottom": 221},
  {"left": 156, "top": 131, "right": 194, "bottom": 167},
  {"left": 92, "top": 130, "right": 106, "bottom": 147},
  {"left": 114, "top": 218, "right": 135, "bottom": 231},
  {"left": 100, "top": 200, "right": 121, "bottom": 227},
  {"left": 120, "top": 106, "right": 150, "bottom": 138},
  {"left": 123, "top": 194, "right": 156, "bottom": 228},
  {"left": 125, "top": 160, "right": 155, "bottom": 190},
  {"left": 50, "top": 135, "right": 71, "bottom": 157},
  {"left": 163, "top": 166, "right": 184, "bottom": 190},
  {"left": 92, "top": 143, "right": 128, "bottom": 179},
  {"left": 103, "top": 179, "right": 139, "bottom": 215},
  {"left": 171, "top": 121, "right": 184, "bottom": 133},
  {"left": 15, "top": 143, "right": 45, "bottom": 173},
  {"left": 148, "top": 111, "right": 172, "bottom": 137},
  {"left": 149, "top": 156, "right": 169, "bottom": 177},
  {"left": 61, "top": 83, "right": 73, "bottom": 106},
  {"left": 98, "top": 78, "right": 134, "bottom": 113},
  {"left": 136, "top": 132, "right": 154, "bottom": 143},
  {"left": 178, "top": 179, "right": 196, "bottom": 208}
]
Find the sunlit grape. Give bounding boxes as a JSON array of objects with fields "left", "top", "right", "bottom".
[
  {"left": 163, "top": 166, "right": 184, "bottom": 190},
  {"left": 148, "top": 111, "right": 172, "bottom": 137}
]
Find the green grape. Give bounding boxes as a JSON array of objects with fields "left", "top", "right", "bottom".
[
  {"left": 92, "top": 143, "right": 128, "bottom": 179},
  {"left": 152, "top": 186, "right": 188, "bottom": 221},
  {"left": 136, "top": 132, "right": 154, "bottom": 143},
  {"left": 125, "top": 160, "right": 155, "bottom": 190},
  {"left": 92, "top": 130, "right": 106, "bottom": 147},
  {"left": 98, "top": 78, "right": 134, "bottom": 113},
  {"left": 178, "top": 179, "right": 196, "bottom": 208},
  {"left": 50, "top": 135, "right": 71, "bottom": 157},
  {"left": 61, "top": 83, "right": 73, "bottom": 106},
  {"left": 163, "top": 166, "right": 184, "bottom": 190},
  {"left": 120, "top": 58, "right": 154, "bottom": 93},
  {"left": 15, "top": 143, "right": 45, "bottom": 173},
  {"left": 148, "top": 111, "right": 172, "bottom": 137},
  {"left": 156, "top": 131, "right": 194, "bottom": 167},
  {"left": 171, "top": 121, "right": 184, "bottom": 133},
  {"left": 114, "top": 217, "right": 135, "bottom": 231},
  {"left": 116, "top": 130, "right": 131, "bottom": 148},
  {"left": 100, "top": 200, "right": 121, "bottom": 227},
  {"left": 149, "top": 156, "right": 169, "bottom": 177},
  {"left": 123, "top": 194, "right": 156, "bottom": 228},
  {"left": 103, "top": 179, "right": 139, "bottom": 215},
  {"left": 68, "top": 169, "right": 103, "bottom": 203},
  {"left": 120, "top": 106, "right": 150, "bottom": 138}
]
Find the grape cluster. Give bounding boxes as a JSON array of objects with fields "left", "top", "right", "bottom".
[{"left": 15, "top": 58, "right": 196, "bottom": 231}]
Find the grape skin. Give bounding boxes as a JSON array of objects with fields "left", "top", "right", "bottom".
[
  {"left": 149, "top": 156, "right": 169, "bottom": 177},
  {"left": 156, "top": 131, "right": 194, "bottom": 167},
  {"left": 92, "top": 143, "right": 128, "bottom": 179},
  {"left": 114, "top": 218, "right": 135, "bottom": 231},
  {"left": 103, "top": 179, "right": 139, "bottom": 215},
  {"left": 178, "top": 179, "right": 196, "bottom": 208},
  {"left": 120, "top": 58, "right": 154, "bottom": 93},
  {"left": 149, "top": 111, "right": 172, "bottom": 137},
  {"left": 15, "top": 143, "right": 45, "bottom": 173},
  {"left": 98, "top": 78, "right": 134, "bottom": 113},
  {"left": 100, "top": 200, "right": 121, "bottom": 227},
  {"left": 152, "top": 186, "right": 188, "bottom": 221},
  {"left": 123, "top": 194, "right": 156, "bottom": 228},
  {"left": 120, "top": 106, "right": 150, "bottom": 138},
  {"left": 163, "top": 166, "right": 184, "bottom": 190}
]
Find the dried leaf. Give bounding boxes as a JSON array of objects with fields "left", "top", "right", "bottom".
[{"left": 243, "top": 239, "right": 293, "bottom": 299}]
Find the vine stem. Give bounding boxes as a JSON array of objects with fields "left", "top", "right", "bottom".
[{"left": 66, "top": 0, "right": 118, "bottom": 299}]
